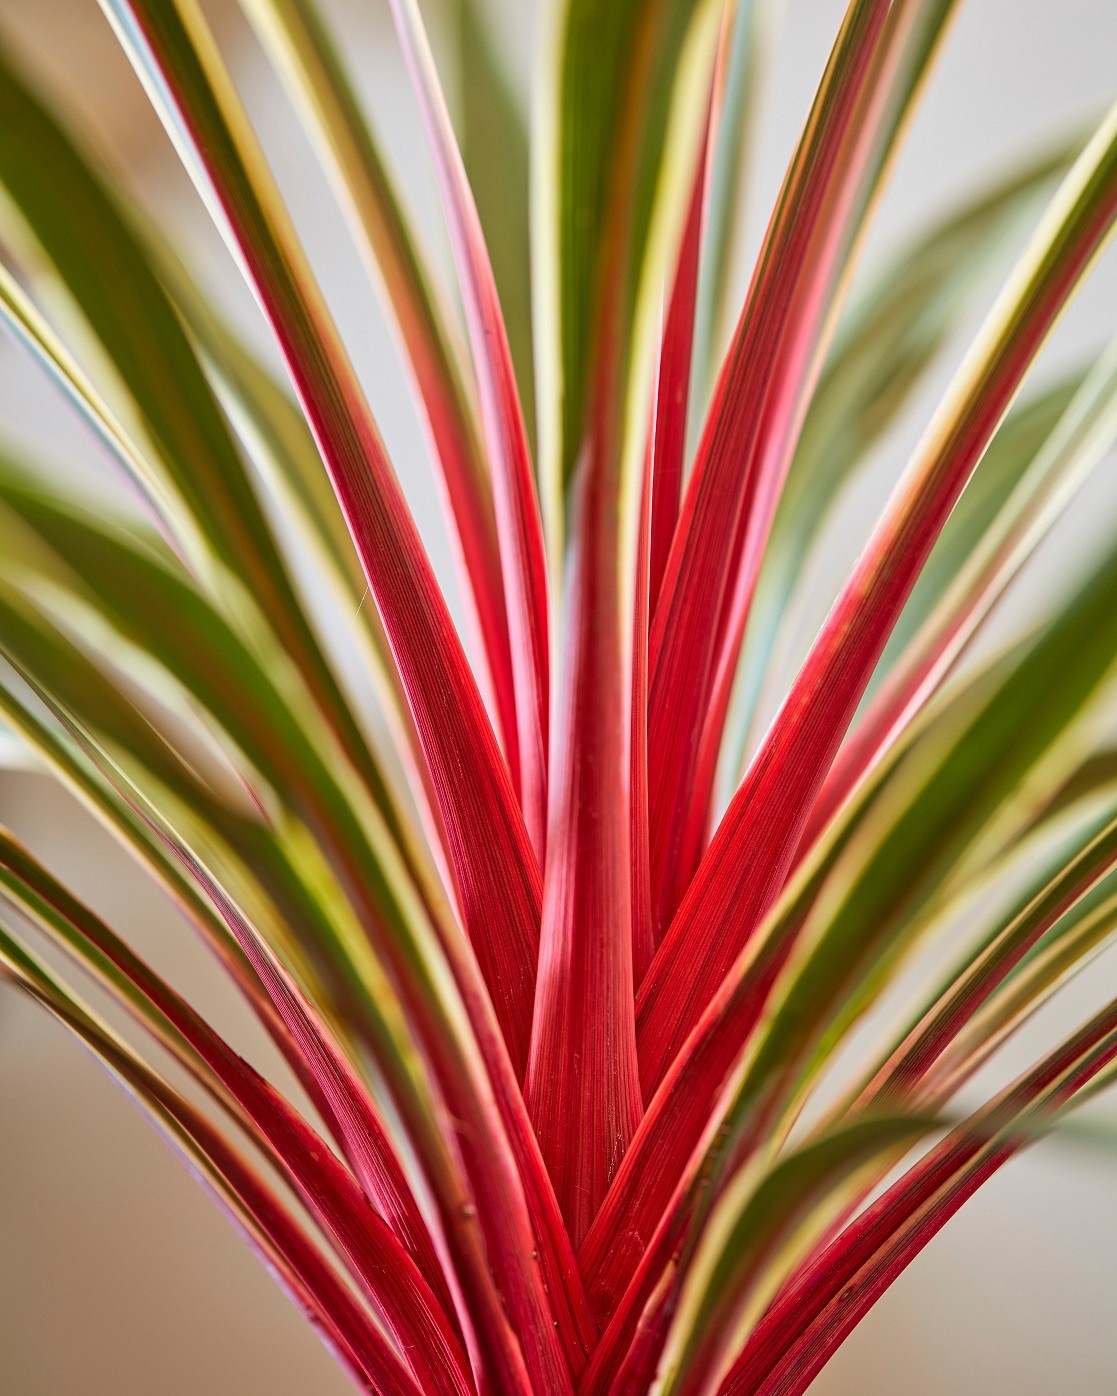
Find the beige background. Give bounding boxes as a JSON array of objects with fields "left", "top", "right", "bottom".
[{"left": 1, "top": 1, "right": 1117, "bottom": 1391}]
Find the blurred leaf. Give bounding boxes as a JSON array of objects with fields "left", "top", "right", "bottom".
[
  {"left": 0, "top": 47, "right": 414, "bottom": 866},
  {"left": 726, "top": 997, "right": 1117, "bottom": 1394},
  {"left": 855, "top": 798, "right": 1117, "bottom": 1110},
  {"left": 0, "top": 823, "right": 460, "bottom": 1345},
  {"left": 729, "top": 142, "right": 1074, "bottom": 772},
  {"left": 812, "top": 331, "right": 1117, "bottom": 843},
  {"left": 388, "top": 0, "right": 550, "bottom": 855},
  {"left": 586, "top": 499, "right": 1117, "bottom": 1336},
  {"left": 637, "top": 101, "right": 1117, "bottom": 1096},
  {"left": 651, "top": 1115, "right": 931, "bottom": 1395},
  {"left": 444, "top": 0, "right": 536, "bottom": 449},
  {"left": 0, "top": 925, "right": 420, "bottom": 1395},
  {"left": 723, "top": 525, "right": 1117, "bottom": 1184},
  {"left": 103, "top": 0, "right": 551, "bottom": 1123},
  {"left": 536, "top": 0, "right": 720, "bottom": 517},
  {"left": 235, "top": 0, "right": 520, "bottom": 768},
  {"left": 689, "top": 0, "right": 775, "bottom": 420}
]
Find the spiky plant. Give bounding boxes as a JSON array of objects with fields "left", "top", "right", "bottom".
[{"left": 1, "top": 0, "right": 1116, "bottom": 1390}]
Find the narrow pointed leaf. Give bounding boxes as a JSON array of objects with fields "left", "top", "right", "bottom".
[
  {"left": 647, "top": 112, "right": 710, "bottom": 618},
  {"left": 638, "top": 100, "right": 1117, "bottom": 1094},
  {"left": 934, "top": 876, "right": 1117, "bottom": 1101},
  {"left": 856, "top": 803, "right": 1117, "bottom": 1112},
  {"left": 0, "top": 47, "right": 389, "bottom": 841},
  {"left": 688, "top": 0, "right": 772, "bottom": 420},
  {"left": 144, "top": 238, "right": 456, "bottom": 875},
  {"left": 387, "top": 0, "right": 550, "bottom": 857},
  {"left": 236, "top": 0, "right": 520, "bottom": 780},
  {"left": 0, "top": 578, "right": 463, "bottom": 1305},
  {"left": 0, "top": 933, "right": 420, "bottom": 1396},
  {"left": 101, "top": 0, "right": 545, "bottom": 1098},
  {"left": 578, "top": 651, "right": 1001, "bottom": 1329},
  {"left": 0, "top": 457, "right": 591, "bottom": 1384},
  {"left": 0, "top": 658, "right": 367, "bottom": 1141},
  {"left": 584, "top": 524, "right": 1117, "bottom": 1344},
  {"left": 526, "top": 0, "right": 722, "bottom": 1243},
  {"left": 0, "top": 592, "right": 447, "bottom": 1282},
  {"left": 649, "top": 1116, "right": 930, "bottom": 1396},
  {"left": 647, "top": 0, "right": 954, "bottom": 934},
  {"left": 809, "top": 330, "right": 1117, "bottom": 844},
  {"left": 0, "top": 261, "right": 190, "bottom": 556},
  {"left": 446, "top": 0, "right": 536, "bottom": 451},
  {"left": 726, "top": 141, "right": 1073, "bottom": 778},
  {"left": 727, "top": 1001, "right": 1117, "bottom": 1395},
  {"left": 0, "top": 833, "right": 470, "bottom": 1394},
  {"left": 26, "top": 670, "right": 549, "bottom": 1394},
  {"left": 631, "top": 435, "right": 657, "bottom": 989}
]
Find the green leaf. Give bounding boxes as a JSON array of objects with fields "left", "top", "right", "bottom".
[
  {"left": 0, "top": 260, "right": 192, "bottom": 555},
  {"left": 535, "top": 0, "right": 720, "bottom": 528},
  {"left": 444, "top": 0, "right": 536, "bottom": 449},
  {"left": 102, "top": 0, "right": 553, "bottom": 1112},
  {"left": 233, "top": 0, "right": 521, "bottom": 772},
  {"left": 0, "top": 827, "right": 467, "bottom": 1388},
  {"left": 0, "top": 571, "right": 375, "bottom": 1016},
  {"left": 726, "top": 140, "right": 1073, "bottom": 777},
  {"left": 855, "top": 796, "right": 1117, "bottom": 1112},
  {"left": 653, "top": 1115, "right": 932, "bottom": 1396},
  {"left": 882, "top": 378, "right": 1082, "bottom": 664},
  {"left": 0, "top": 47, "right": 412, "bottom": 866},
  {"left": 0, "top": 927, "right": 420, "bottom": 1395},
  {"left": 734, "top": 527, "right": 1117, "bottom": 1164},
  {"left": 689, "top": 0, "right": 774, "bottom": 421},
  {"left": 387, "top": 0, "right": 551, "bottom": 857},
  {"left": 144, "top": 225, "right": 436, "bottom": 793},
  {"left": 932, "top": 866, "right": 1117, "bottom": 1103},
  {"left": 810, "top": 330, "right": 1117, "bottom": 843}
]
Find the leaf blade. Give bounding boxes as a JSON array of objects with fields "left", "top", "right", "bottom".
[
  {"left": 387, "top": 0, "right": 551, "bottom": 857},
  {"left": 637, "top": 97, "right": 1117, "bottom": 1095},
  {"left": 0, "top": 830, "right": 471, "bottom": 1396},
  {"left": 526, "top": 0, "right": 721, "bottom": 1243},
  {"left": 808, "top": 329, "right": 1117, "bottom": 845},
  {"left": 236, "top": 0, "right": 521, "bottom": 792},
  {"left": 725, "top": 138, "right": 1074, "bottom": 781},
  {"left": 0, "top": 929, "right": 419, "bottom": 1396},
  {"left": 646, "top": 0, "right": 954, "bottom": 936},
  {"left": 102, "top": 0, "right": 546, "bottom": 1101}
]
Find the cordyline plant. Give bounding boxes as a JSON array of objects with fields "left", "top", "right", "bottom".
[{"left": 2, "top": 0, "right": 1117, "bottom": 1390}]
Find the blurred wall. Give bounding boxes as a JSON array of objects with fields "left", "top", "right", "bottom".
[{"left": 0, "top": 1, "right": 1116, "bottom": 1392}]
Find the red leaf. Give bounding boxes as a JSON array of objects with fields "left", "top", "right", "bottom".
[
  {"left": 647, "top": 116, "right": 710, "bottom": 622},
  {"left": 803, "top": 338, "right": 1117, "bottom": 855},
  {"left": 636, "top": 101, "right": 1117, "bottom": 1098},
  {"left": 523, "top": 0, "right": 720, "bottom": 1248},
  {"left": 526, "top": 377, "right": 643, "bottom": 1245},
  {"left": 579, "top": 921, "right": 796, "bottom": 1320},
  {"left": 632, "top": 428, "right": 657, "bottom": 988},
  {"left": 726, "top": 1000, "right": 1117, "bottom": 1395},
  {"left": 116, "top": 0, "right": 543, "bottom": 1084},
  {"left": 28, "top": 643, "right": 569, "bottom": 1392},
  {"left": 857, "top": 813, "right": 1117, "bottom": 1112},
  {"left": 10, "top": 946, "right": 424, "bottom": 1396},
  {"left": 0, "top": 831, "right": 472, "bottom": 1393},
  {"left": 388, "top": 0, "right": 550, "bottom": 857},
  {"left": 645, "top": 0, "right": 914, "bottom": 938}
]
